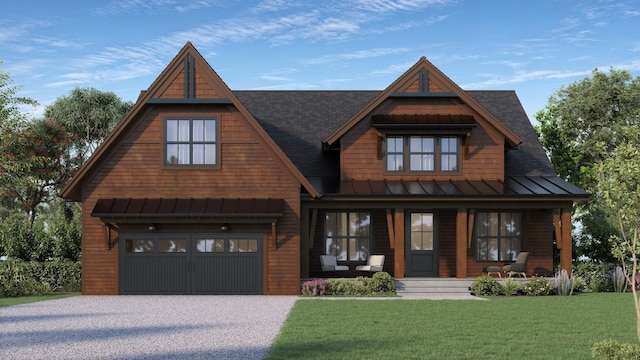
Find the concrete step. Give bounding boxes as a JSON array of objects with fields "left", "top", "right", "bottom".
[{"left": 395, "top": 278, "right": 474, "bottom": 294}]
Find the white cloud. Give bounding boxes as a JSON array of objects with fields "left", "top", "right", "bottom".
[
  {"left": 45, "top": 80, "right": 84, "bottom": 88},
  {"left": 91, "top": 0, "right": 216, "bottom": 16},
  {"left": 354, "top": 0, "right": 455, "bottom": 13},
  {"left": 371, "top": 61, "right": 415, "bottom": 76},
  {"left": 303, "top": 48, "right": 411, "bottom": 65},
  {"left": 461, "top": 69, "right": 592, "bottom": 89}
]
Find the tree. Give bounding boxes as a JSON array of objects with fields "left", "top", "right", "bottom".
[
  {"left": 536, "top": 68, "right": 640, "bottom": 262},
  {"left": 0, "top": 119, "right": 82, "bottom": 226},
  {"left": 597, "top": 127, "right": 640, "bottom": 342},
  {"left": 0, "top": 60, "right": 38, "bottom": 131},
  {"left": 44, "top": 87, "right": 133, "bottom": 160}
]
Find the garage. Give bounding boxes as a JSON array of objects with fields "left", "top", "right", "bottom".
[
  {"left": 119, "top": 233, "right": 263, "bottom": 294},
  {"left": 90, "top": 198, "right": 285, "bottom": 295}
]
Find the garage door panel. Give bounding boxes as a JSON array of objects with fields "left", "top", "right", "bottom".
[
  {"left": 120, "top": 234, "right": 262, "bottom": 295},
  {"left": 123, "top": 256, "right": 188, "bottom": 294},
  {"left": 193, "top": 254, "right": 261, "bottom": 294}
]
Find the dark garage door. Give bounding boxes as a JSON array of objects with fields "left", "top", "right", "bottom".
[{"left": 119, "top": 234, "right": 262, "bottom": 294}]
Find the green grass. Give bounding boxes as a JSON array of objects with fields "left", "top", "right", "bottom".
[
  {"left": 267, "top": 293, "right": 638, "bottom": 360},
  {"left": 0, "top": 292, "right": 79, "bottom": 307}
]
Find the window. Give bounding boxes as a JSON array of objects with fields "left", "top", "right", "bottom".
[
  {"left": 157, "top": 239, "right": 187, "bottom": 252},
  {"left": 476, "top": 212, "right": 522, "bottom": 262},
  {"left": 196, "top": 239, "right": 225, "bottom": 252},
  {"left": 165, "top": 118, "right": 217, "bottom": 165},
  {"left": 229, "top": 239, "right": 258, "bottom": 253},
  {"left": 386, "top": 136, "right": 459, "bottom": 172},
  {"left": 325, "top": 212, "right": 371, "bottom": 261},
  {"left": 125, "top": 239, "right": 154, "bottom": 253},
  {"left": 410, "top": 213, "right": 434, "bottom": 250}
]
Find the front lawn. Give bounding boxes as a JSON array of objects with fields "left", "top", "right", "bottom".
[
  {"left": 0, "top": 292, "right": 79, "bottom": 307},
  {"left": 267, "top": 293, "right": 637, "bottom": 359}
]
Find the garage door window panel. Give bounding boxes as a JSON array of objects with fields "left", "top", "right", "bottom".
[
  {"left": 158, "top": 239, "right": 187, "bottom": 252},
  {"left": 126, "top": 239, "right": 154, "bottom": 253},
  {"left": 229, "top": 239, "right": 258, "bottom": 253},
  {"left": 196, "top": 238, "right": 225, "bottom": 252}
]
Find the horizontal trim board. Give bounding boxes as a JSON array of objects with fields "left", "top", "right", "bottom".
[
  {"left": 389, "top": 92, "right": 458, "bottom": 98},
  {"left": 147, "top": 98, "right": 233, "bottom": 104}
]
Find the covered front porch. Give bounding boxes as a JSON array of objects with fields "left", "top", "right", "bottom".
[{"left": 301, "top": 177, "right": 588, "bottom": 280}]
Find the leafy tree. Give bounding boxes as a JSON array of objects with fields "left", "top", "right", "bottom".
[
  {"left": 40, "top": 198, "right": 82, "bottom": 261},
  {"left": 597, "top": 127, "right": 640, "bottom": 342},
  {"left": 536, "top": 68, "right": 640, "bottom": 262},
  {"left": 0, "top": 60, "right": 38, "bottom": 130},
  {"left": 44, "top": 87, "right": 133, "bottom": 160},
  {"left": 0, "top": 119, "right": 82, "bottom": 226}
]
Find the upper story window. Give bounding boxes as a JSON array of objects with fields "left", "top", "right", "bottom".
[
  {"left": 386, "top": 135, "right": 459, "bottom": 173},
  {"left": 165, "top": 118, "right": 217, "bottom": 166}
]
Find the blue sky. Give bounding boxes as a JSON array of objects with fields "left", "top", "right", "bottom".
[{"left": 1, "top": 0, "right": 639, "bottom": 121}]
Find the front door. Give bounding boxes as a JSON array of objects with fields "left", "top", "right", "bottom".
[{"left": 405, "top": 212, "right": 438, "bottom": 277}]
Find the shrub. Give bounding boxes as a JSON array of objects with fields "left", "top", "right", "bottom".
[
  {"left": 573, "top": 276, "right": 587, "bottom": 292},
  {"left": 367, "top": 272, "right": 396, "bottom": 293},
  {"left": 0, "top": 259, "right": 81, "bottom": 297},
  {"left": 592, "top": 339, "right": 640, "bottom": 360},
  {"left": 500, "top": 278, "right": 521, "bottom": 296},
  {"left": 470, "top": 275, "right": 501, "bottom": 296},
  {"left": 326, "top": 278, "right": 354, "bottom": 295},
  {"left": 572, "top": 262, "right": 615, "bottom": 292},
  {"left": 553, "top": 269, "right": 574, "bottom": 296},
  {"left": 522, "top": 276, "right": 551, "bottom": 296},
  {"left": 301, "top": 278, "right": 331, "bottom": 296},
  {"left": 611, "top": 267, "right": 628, "bottom": 293}
]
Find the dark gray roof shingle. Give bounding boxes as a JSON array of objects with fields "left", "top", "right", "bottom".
[{"left": 234, "top": 89, "right": 554, "bottom": 180}]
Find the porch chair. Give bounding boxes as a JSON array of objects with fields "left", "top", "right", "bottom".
[
  {"left": 355, "top": 255, "right": 385, "bottom": 274},
  {"left": 503, "top": 252, "right": 529, "bottom": 278},
  {"left": 320, "top": 255, "right": 349, "bottom": 274}
]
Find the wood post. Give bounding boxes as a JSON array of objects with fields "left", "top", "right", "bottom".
[
  {"left": 456, "top": 208, "right": 468, "bottom": 278},
  {"left": 560, "top": 208, "right": 572, "bottom": 276},
  {"left": 393, "top": 208, "right": 405, "bottom": 278}
]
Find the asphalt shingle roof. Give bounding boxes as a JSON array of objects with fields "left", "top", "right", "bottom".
[{"left": 234, "top": 89, "right": 555, "bottom": 181}]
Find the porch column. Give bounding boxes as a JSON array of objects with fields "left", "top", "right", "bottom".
[
  {"left": 394, "top": 208, "right": 405, "bottom": 278},
  {"left": 456, "top": 208, "right": 468, "bottom": 278},
  {"left": 300, "top": 205, "right": 310, "bottom": 279},
  {"left": 560, "top": 207, "right": 573, "bottom": 276}
]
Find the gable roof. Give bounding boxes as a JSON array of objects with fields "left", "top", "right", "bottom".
[
  {"left": 236, "top": 90, "right": 554, "bottom": 181},
  {"left": 61, "top": 42, "right": 319, "bottom": 201},
  {"left": 323, "top": 57, "right": 522, "bottom": 148}
]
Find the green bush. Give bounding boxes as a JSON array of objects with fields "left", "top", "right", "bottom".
[
  {"left": 325, "top": 272, "right": 396, "bottom": 296},
  {"left": 572, "top": 262, "right": 615, "bottom": 292},
  {"left": 592, "top": 339, "right": 640, "bottom": 360},
  {"left": 367, "top": 271, "right": 396, "bottom": 293},
  {"left": 470, "top": 275, "right": 501, "bottom": 296},
  {"left": 500, "top": 278, "right": 521, "bottom": 296},
  {"left": 0, "top": 259, "right": 81, "bottom": 297},
  {"left": 522, "top": 276, "right": 551, "bottom": 296}
]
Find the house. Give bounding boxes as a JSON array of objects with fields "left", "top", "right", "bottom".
[{"left": 60, "top": 42, "right": 588, "bottom": 295}]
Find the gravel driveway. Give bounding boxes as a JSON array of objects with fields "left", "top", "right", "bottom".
[{"left": 0, "top": 295, "right": 298, "bottom": 360}]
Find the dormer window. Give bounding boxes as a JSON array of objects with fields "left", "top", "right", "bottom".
[
  {"left": 385, "top": 135, "right": 459, "bottom": 173},
  {"left": 373, "top": 114, "right": 474, "bottom": 174}
]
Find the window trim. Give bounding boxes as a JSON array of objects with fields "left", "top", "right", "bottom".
[
  {"left": 385, "top": 135, "right": 461, "bottom": 174},
  {"left": 164, "top": 117, "right": 219, "bottom": 167},
  {"left": 475, "top": 211, "right": 523, "bottom": 262},
  {"left": 324, "top": 211, "right": 372, "bottom": 263}
]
